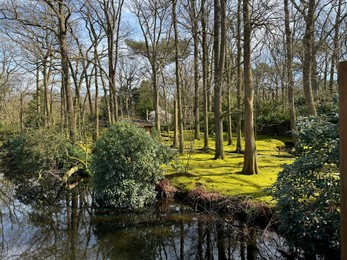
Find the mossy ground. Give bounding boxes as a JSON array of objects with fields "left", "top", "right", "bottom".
[{"left": 161, "top": 131, "right": 295, "bottom": 204}]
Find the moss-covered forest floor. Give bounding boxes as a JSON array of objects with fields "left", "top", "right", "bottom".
[{"left": 161, "top": 132, "right": 295, "bottom": 205}]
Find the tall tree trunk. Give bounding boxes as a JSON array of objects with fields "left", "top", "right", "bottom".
[
  {"left": 226, "top": 55, "right": 233, "bottom": 145},
  {"left": 236, "top": 0, "right": 243, "bottom": 153},
  {"left": 94, "top": 53, "right": 99, "bottom": 140},
  {"left": 242, "top": 0, "right": 258, "bottom": 175},
  {"left": 173, "top": 0, "right": 184, "bottom": 153},
  {"left": 213, "top": 0, "right": 225, "bottom": 160},
  {"left": 191, "top": 0, "right": 200, "bottom": 140},
  {"left": 284, "top": 0, "right": 297, "bottom": 147},
  {"left": 329, "top": 0, "right": 342, "bottom": 95},
  {"left": 152, "top": 64, "right": 161, "bottom": 135},
  {"left": 201, "top": 0, "right": 209, "bottom": 150},
  {"left": 173, "top": 99, "right": 179, "bottom": 148},
  {"left": 302, "top": 0, "right": 317, "bottom": 116},
  {"left": 57, "top": 1, "right": 76, "bottom": 142}
]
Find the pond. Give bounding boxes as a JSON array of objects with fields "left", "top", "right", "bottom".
[{"left": 0, "top": 173, "right": 287, "bottom": 259}]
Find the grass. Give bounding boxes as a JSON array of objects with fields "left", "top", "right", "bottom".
[{"left": 162, "top": 131, "right": 295, "bottom": 204}]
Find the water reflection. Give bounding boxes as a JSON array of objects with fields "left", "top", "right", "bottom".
[{"left": 0, "top": 174, "right": 286, "bottom": 259}]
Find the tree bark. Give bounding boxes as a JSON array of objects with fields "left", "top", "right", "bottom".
[
  {"left": 56, "top": 0, "right": 76, "bottom": 142},
  {"left": 302, "top": 0, "right": 317, "bottom": 116},
  {"left": 242, "top": 0, "right": 258, "bottom": 175},
  {"left": 236, "top": 0, "right": 243, "bottom": 153},
  {"left": 172, "top": 0, "right": 184, "bottom": 153},
  {"left": 213, "top": 0, "right": 225, "bottom": 160},
  {"left": 284, "top": 0, "right": 297, "bottom": 147},
  {"left": 201, "top": 0, "right": 209, "bottom": 150}
]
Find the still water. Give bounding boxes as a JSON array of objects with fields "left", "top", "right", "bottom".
[{"left": 0, "top": 174, "right": 286, "bottom": 260}]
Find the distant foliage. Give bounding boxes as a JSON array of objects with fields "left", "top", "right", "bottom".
[
  {"left": 4, "top": 128, "right": 84, "bottom": 174},
  {"left": 271, "top": 105, "right": 339, "bottom": 257},
  {"left": 256, "top": 100, "right": 290, "bottom": 126},
  {"left": 91, "top": 121, "right": 174, "bottom": 209}
]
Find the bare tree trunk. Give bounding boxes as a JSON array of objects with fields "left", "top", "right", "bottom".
[
  {"left": 213, "top": 0, "right": 225, "bottom": 160},
  {"left": 302, "top": 0, "right": 317, "bottom": 116},
  {"left": 236, "top": 0, "right": 243, "bottom": 153},
  {"left": 190, "top": 0, "right": 200, "bottom": 140},
  {"left": 56, "top": 0, "right": 76, "bottom": 142},
  {"left": 173, "top": 99, "right": 178, "bottom": 148},
  {"left": 226, "top": 57, "right": 233, "bottom": 146},
  {"left": 284, "top": 0, "right": 297, "bottom": 147},
  {"left": 329, "top": 0, "right": 342, "bottom": 95},
  {"left": 173, "top": 0, "right": 184, "bottom": 153},
  {"left": 242, "top": 0, "right": 258, "bottom": 175},
  {"left": 201, "top": 0, "right": 209, "bottom": 150}
]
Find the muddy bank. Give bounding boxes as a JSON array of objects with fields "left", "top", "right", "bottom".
[{"left": 156, "top": 179, "right": 276, "bottom": 229}]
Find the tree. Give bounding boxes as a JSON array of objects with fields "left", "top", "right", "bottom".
[
  {"left": 284, "top": 0, "right": 297, "bottom": 146},
  {"left": 129, "top": 0, "right": 171, "bottom": 134},
  {"left": 94, "top": 0, "right": 124, "bottom": 124},
  {"left": 290, "top": 0, "right": 317, "bottom": 116},
  {"left": 213, "top": 0, "right": 226, "bottom": 160},
  {"left": 201, "top": 0, "right": 210, "bottom": 151},
  {"left": 235, "top": 0, "right": 243, "bottom": 153},
  {"left": 172, "top": 0, "right": 184, "bottom": 153},
  {"left": 241, "top": 0, "right": 258, "bottom": 175},
  {"left": 186, "top": 0, "right": 200, "bottom": 140}
]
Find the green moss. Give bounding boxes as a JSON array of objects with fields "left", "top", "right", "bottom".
[{"left": 165, "top": 133, "right": 294, "bottom": 204}]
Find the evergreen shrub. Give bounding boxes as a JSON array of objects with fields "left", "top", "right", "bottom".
[
  {"left": 271, "top": 105, "right": 339, "bottom": 257},
  {"left": 91, "top": 121, "right": 174, "bottom": 209}
]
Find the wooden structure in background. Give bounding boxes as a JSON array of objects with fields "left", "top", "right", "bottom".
[{"left": 339, "top": 61, "right": 347, "bottom": 259}]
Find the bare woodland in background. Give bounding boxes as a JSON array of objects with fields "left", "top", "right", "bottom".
[{"left": 0, "top": 0, "right": 346, "bottom": 175}]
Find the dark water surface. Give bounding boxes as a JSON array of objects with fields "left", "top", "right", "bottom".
[{"left": 0, "top": 173, "right": 287, "bottom": 260}]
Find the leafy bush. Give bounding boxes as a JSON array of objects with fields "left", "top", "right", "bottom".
[
  {"left": 256, "top": 100, "right": 290, "bottom": 126},
  {"left": 4, "top": 128, "right": 85, "bottom": 175},
  {"left": 271, "top": 106, "right": 339, "bottom": 257},
  {"left": 91, "top": 121, "right": 174, "bottom": 209}
]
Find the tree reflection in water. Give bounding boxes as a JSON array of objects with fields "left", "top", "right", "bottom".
[{"left": 0, "top": 174, "right": 286, "bottom": 259}]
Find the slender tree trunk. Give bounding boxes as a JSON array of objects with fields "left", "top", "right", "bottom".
[
  {"left": 329, "top": 0, "right": 342, "bottom": 95},
  {"left": 36, "top": 61, "right": 41, "bottom": 117},
  {"left": 94, "top": 53, "right": 99, "bottom": 140},
  {"left": 242, "top": 0, "right": 258, "bottom": 175},
  {"left": 236, "top": 0, "right": 243, "bottom": 153},
  {"left": 173, "top": 99, "right": 178, "bottom": 148},
  {"left": 191, "top": 0, "right": 200, "bottom": 140},
  {"left": 302, "top": 0, "right": 317, "bottom": 116},
  {"left": 201, "top": 0, "right": 209, "bottom": 150},
  {"left": 42, "top": 59, "right": 50, "bottom": 127},
  {"left": 173, "top": 0, "right": 184, "bottom": 153},
  {"left": 152, "top": 64, "right": 161, "bottom": 135},
  {"left": 284, "top": 0, "right": 297, "bottom": 147},
  {"left": 226, "top": 58, "right": 233, "bottom": 146}
]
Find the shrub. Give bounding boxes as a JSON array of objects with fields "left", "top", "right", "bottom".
[
  {"left": 4, "top": 128, "right": 85, "bottom": 175},
  {"left": 271, "top": 106, "right": 339, "bottom": 257},
  {"left": 91, "top": 121, "right": 174, "bottom": 209}
]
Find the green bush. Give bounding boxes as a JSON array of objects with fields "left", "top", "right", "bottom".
[
  {"left": 271, "top": 106, "right": 339, "bottom": 257},
  {"left": 4, "top": 128, "right": 85, "bottom": 175},
  {"left": 91, "top": 121, "right": 174, "bottom": 209},
  {"left": 256, "top": 100, "right": 290, "bottom": 126}
]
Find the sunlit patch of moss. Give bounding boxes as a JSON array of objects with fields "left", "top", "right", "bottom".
[{"left": 164, "top": 132, "right": 294, "bottom": 205}]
